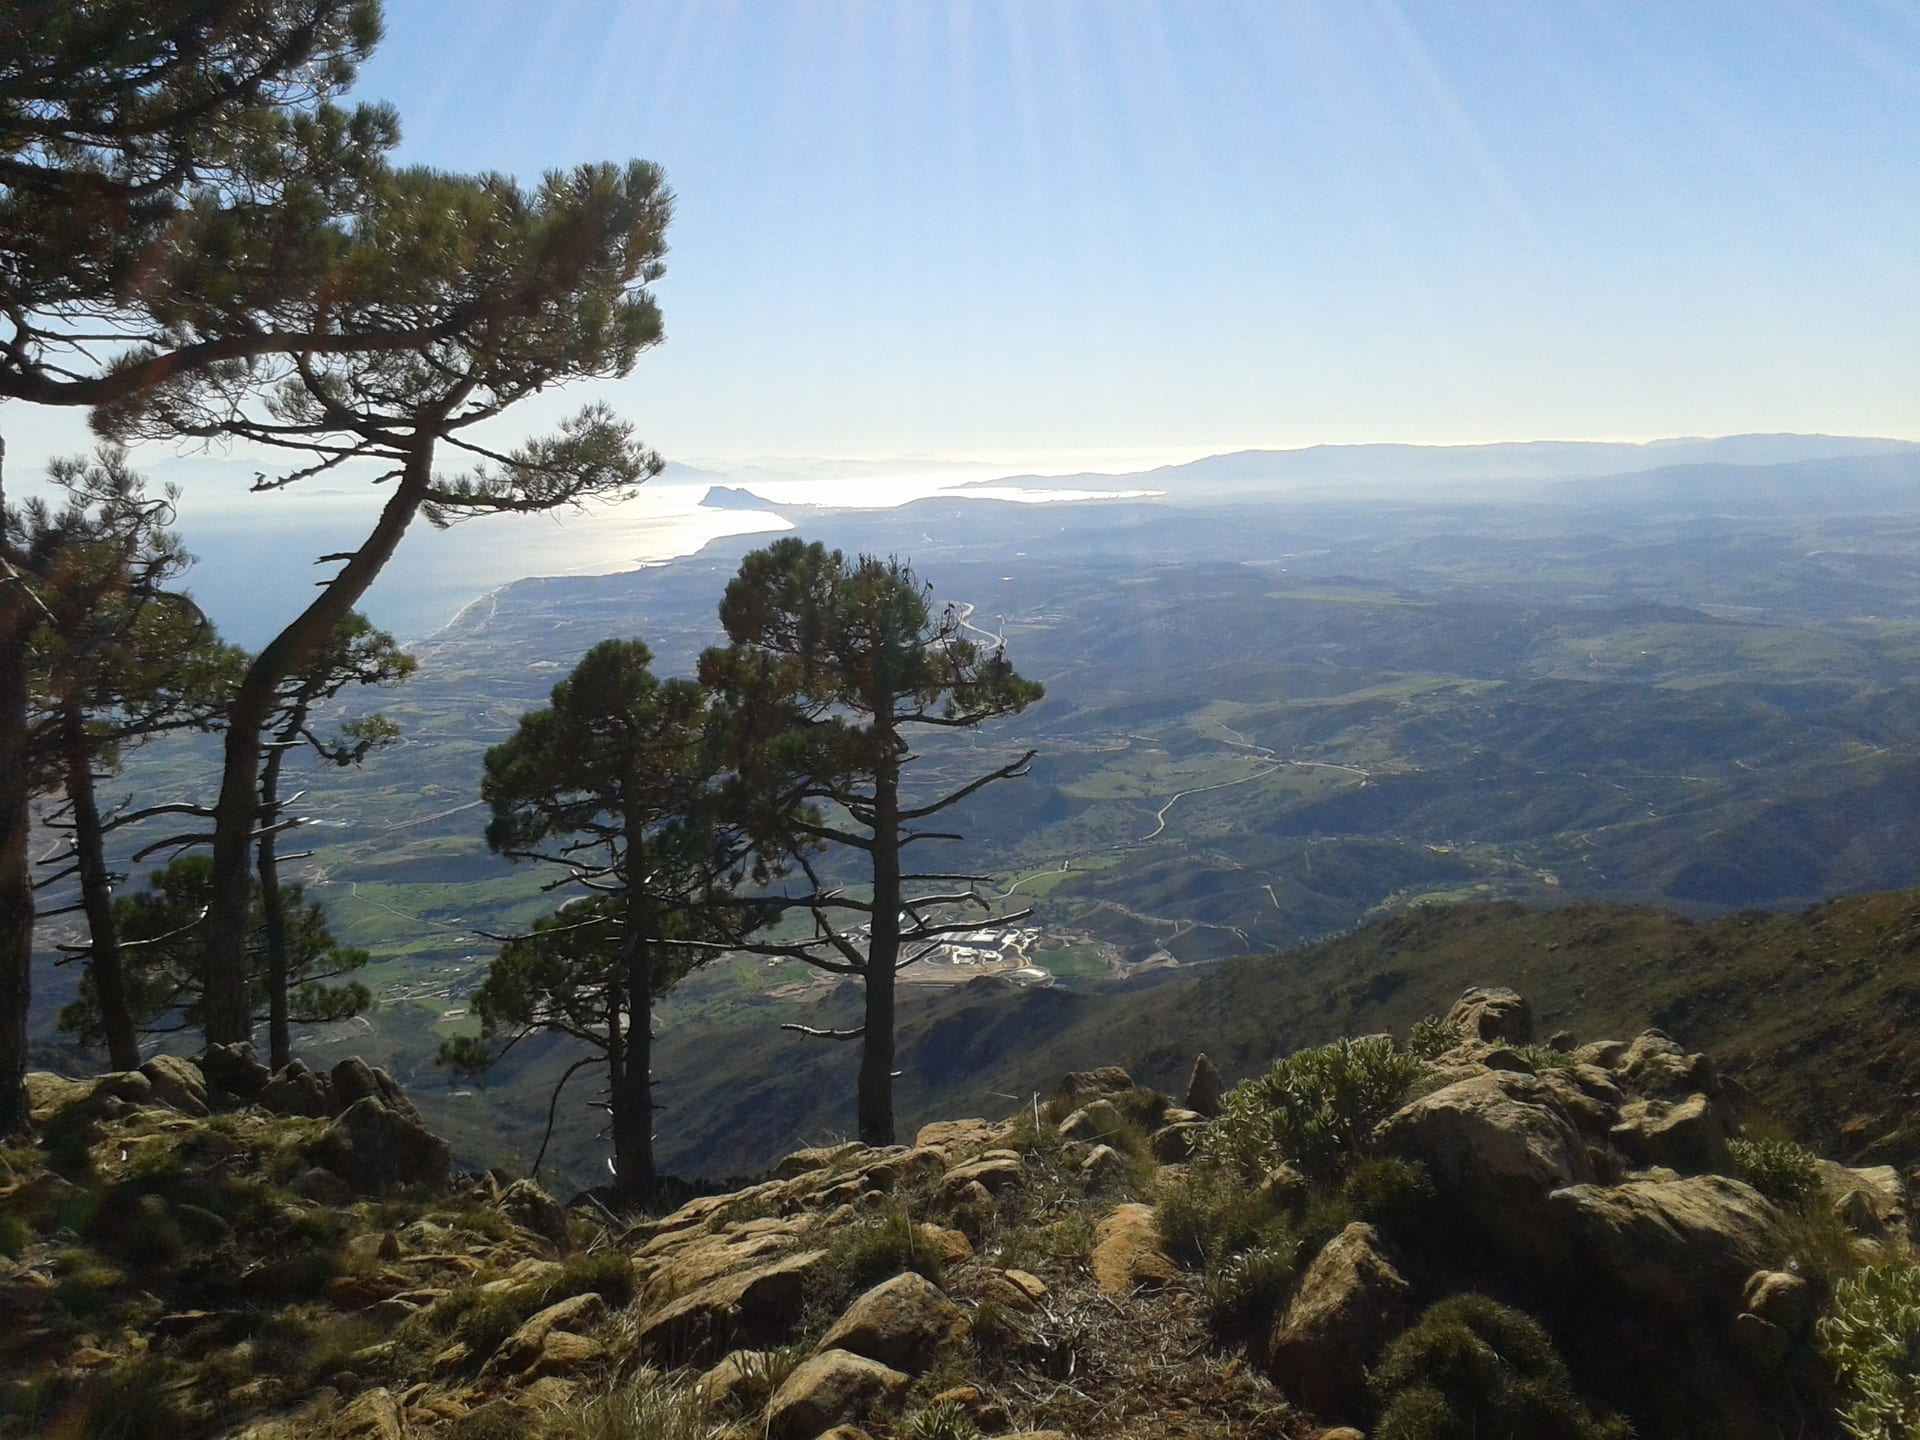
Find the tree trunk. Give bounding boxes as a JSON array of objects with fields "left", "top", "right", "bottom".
[
  {"left": 257, "top": 740, "right": 291, "bottom": 1071},
  {"left": 859, "top": 754, "right": 900, "bottom": 1146},
  {"left": 201, "top": 446, "right": 435, "bottom": 1045},
  {"left": 63, "top": 705, "right": 140, "bottom": 1070},
  {"left": 611, "top": 826, "right": 654, "bottom": 1207},
  {"left": 0, "top": 437, "right": 35, "bottom": 1134}
]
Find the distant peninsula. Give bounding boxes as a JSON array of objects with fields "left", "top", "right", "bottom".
[{"left": 699, "top": 484, "right": 781, "bottom": 510}]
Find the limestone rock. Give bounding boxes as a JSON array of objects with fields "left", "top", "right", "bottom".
[
  {"left": 497, "top": 1178, "right": 571, "bottom": 1253},
  {"left": 913, "top": 1224, "right": 973, "bottom": 1267},
  {"left": 481, "top": 1290, "right": 605, "bottom": 1379},
  {"left": 258, "top": 1061, "right": 331, "bottom": 1118},
  {"left": 636, "top": 1249, "right": 827, "bottom": 1365},
  {"left": 1444, "top": 986, "right": 1533, "bottom": 1044},
  {"left": 817, "top": 1272, "right": 965, "bottom": 1374},
  {"left": 1054, "top": 1066, "right": 1134, "bottom": 1109},
  {"left": 312, "top": 1096, "right": 452, "bottom": 1194},
  {"left": 695, "top": 1349, "right": 776, "bottom": 1409},
  {"left": 913, "top": 1118, "right": 1007, "bottom": 1157},
  {"left": 1609, "top": 1093, "right": 1727, "bottom": 1175},
  {"left": 1614, "top": 1031, "right": 1716, "bottom": 1100},
  {"left": 1185, "top": 1053, "right": 1224, "bottom": 1117},
  {"left": 765, "top": 1349, "right": 909, "bottom": 1440},
  {"left": 1545, "top": 1174, "right": 1777, "bottom": 1310},
  {"left": 198, "top": 1042, "right": 270, "bottom": 1101},
  {"left": 1079, "top": 1143, "right": 1127, "bottom": 1189},
  {"left": 1266, "top": 1222, "right": 1412, "bottom": 1423},
  {"left": 1056, "top": 1099, "right": 1124, "bottom": 1144},
  {"left": 938, "top": 1155, "right": 1023, "bottom": 1200},
  {"left": 1150, "top": 1120, "right": 1205, "bottom": 1163},
  {"left": 1090, "top": 1202, "right": 1178, "bottom": 1295},
  {"left": 1377, "top": 1069, "right": 1592, "bottom": 1211},
  {"left": 774, "top": 1142, "right": 868, "bottom": 1180},
  {"left": 1816, "top": 1161, "right": 1907, "bottom": 1235},
  {"left": 334, "top": 1386, "right": 405, "bottom": 1440},
  {"left": 330, "top": 1058, "right": 422, "bottom": 1122},
  {"left": 139, "top": 1055, "right": 209, "bottom": 1117}
]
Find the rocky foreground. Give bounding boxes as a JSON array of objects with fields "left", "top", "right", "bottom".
[{"left": 0, "top": 988, "right": 1912, "bottom": 1440}]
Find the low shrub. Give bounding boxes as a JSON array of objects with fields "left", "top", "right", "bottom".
[
  {"left": 822, "top": 1211, "right": 946, "bottom": 1306},
  {"left": 1818, "top": 1259, "right": 1920, "bottom": 1440},
  {"left": 1406, "top": 1016, "right": 1467, "bottom": 1061},
  {"left": 1729, "top": 1137, "right": 1823, "bottom": 1206},
  {"left": 1198, "top": 1037, "right": 1423, "bottom": 1185},
  {"left": 533, "top": 1374, "right": 723, "bottom": 1440},
  {"left": 904, "top": 1398, "right": 982, "bottom": 1440},
  {"left": 1155, "top": 1166, "right": 1294, "bottom": 1271},
  {"left": 1341, "top": 1156, "right": 1434, "bottom": 1238},
  {"left": 1370, "top": 1293, "right": 1631, "bottom": 1440},
  {"left": 1200, "top": 1243, "right": 1295, "bottom": 1340}
]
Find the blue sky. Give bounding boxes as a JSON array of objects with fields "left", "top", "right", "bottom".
[
  {"left": 14, "top": 1, "right": 1920, "bottom": 480},
  {"left": 329, "top": 1, "right": 1920, "bottom": 467}
]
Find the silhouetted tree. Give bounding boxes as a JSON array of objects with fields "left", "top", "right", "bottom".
[{"left": 701, "top": 539, "right": 1042, "bottom": 1146}]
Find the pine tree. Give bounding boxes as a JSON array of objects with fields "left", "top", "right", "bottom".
[
  {"left": 701, "top": 539, "right": 1043, "bottom": 1146},
  {"left": 0, "top": 0, "right": 396, "bottom": 1132},
  {"left": 12, "top": 449, "right": 242, "bottom": 1070},
  {"left": 457, "top": 639, "right": 773, "bottom": 1205}
]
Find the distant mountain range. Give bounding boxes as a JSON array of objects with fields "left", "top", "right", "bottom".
[{"left": 973, "top": 433, "right": 1920, "bottom": 499}]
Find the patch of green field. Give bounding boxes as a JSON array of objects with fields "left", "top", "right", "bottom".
[{"left": 1034, "top": 944, "right": 1107, "bottom": 979}]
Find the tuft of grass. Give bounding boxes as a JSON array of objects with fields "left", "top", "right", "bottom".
[
  {"left": 13, "top": 1354, "right": 196, "bottom": 1440},
  {"left": 1201, "top": 1243, "right": 1295, "bottom": 1341},
  {"left": 532, "top": 1374, "right": 725, "bottom": 1440},
  {"left": 821, "top": 1211, "right": 947, "bottom": 1307},
  {"left": 1156, "top": 1166, "right": 1295, "bottom": 1272},
  {"left": 997, "top": 1212, "right": 1094, "bottom": 1271},
  {"left": 1341, "top": 1156, "right": 1434, "bottom": 1239},
  {"left": 413, "top": 1248, "right": 634, "bottom": 1362}
]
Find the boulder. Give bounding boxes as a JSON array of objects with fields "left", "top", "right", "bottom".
[
  {"left": 1056, "top": 1099, "right": 1124, "bottom": 1144},
  {"left": 330, "top": 1058, "right": 422, "bottom": 1122},
  {"left": 1150, "top": 1121, "right": 1205, "bottom": 1163},
  {"left": 1608, "top": 1093, "right": 1727, "bottom": 1175},
  {"left": 312, "top": 1096, "right": 452, "bottom": 1194},
  {"left": 774, "top": 1141, "right": 868, "bottom": 1180},
  {"left": 1614, "top": 1031, "right": 1717, "bottom": 1100},
  {"left": 1079, "top": 1144, "right": 1128, "bottom": 1189},
  {"left": 1054, "top": 1066, "right": 1134, "bottom": 1109},
  {"left": 258, "top": 1061, "right": 331, "bottom": 1118},
  {"left": 765, "top": 1350, "right": 909, "bottom": 1440},
  {"left": 695, "top": 1349, "right": 776, "bottom": 1409},
  {"left": 1266, "top": 1223, "right": 1412, "bottom": 1424},
  {"left": 1545, "top": 1175, "right": 1777, "bottom": 1311},
  {"left": 817, "top": 1272, "right": 965, "bottom": 1374},
  {"left": 1090, "top": 1202, "right": 1178, "bottom": 1295},
  {"left": 497, "top": 1178, "right": 572, "bottom": 1253},
  {"left": 1444, "top": 986, "right": 1533, "bottom": 1044},
  {"left": 1816, "top": 1161, "right": 1907, "bottom": 1236},
  {"left": 139, "top": 1055, "right": 209, "bottom": 1117},
  {"left": 480, "top": 1291, "right": 608, "bottom": 1380},
  {"left": 198, "top": 1042, "right": 270, "bottom": 1101},
  {"left": 1185, "top": 1053, "right": 1224, "bottom": 1117},
  {"left": 1377, "top": 1070, "right": 1593, "bottom": 1213},
  {"left": 635, "top": 1249, "right": 827, "bottom": 1365},
  {"left": 913, "top": 1118, "right": 1006, "bottom": 1156},
  {"left": 637, "top": 1219, "right": 811, "bottom": 1309},
  {"left": 937, "top": 1155, "right": 1023, "bottom": 1200}
]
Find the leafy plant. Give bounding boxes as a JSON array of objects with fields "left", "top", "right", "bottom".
[
  {"left": 1818, "top": 1260, "right": 1920, "bottom": 1440},
  {"left": 1370, "top": 1293, "right": 1632, "bottom": 1440},
  {"left": 1729, "top": 1137, "right": 1823, "bottom": 1206},
  {"left": 905, "top": 1399, "right": 982, "bottom": 1440},
  {"left": 1198, "top": 1036, "right": 1424, "bottom": 1184},
  {"left": 1407, "top": 1015, "right": 1467, "bottom": 1060}
]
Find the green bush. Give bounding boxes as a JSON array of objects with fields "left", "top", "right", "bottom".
[
  {"left": 1729, "top": 1137, "right": 1823, "bottom": 1206},
  {"left": 1818, "top": 1260, "right": 1920, "bottom": 1440},
  {"left": 1199, "top": 1036, "right": 1423, "bottom": 1184},
  {"left": 1407, "top": 1016, "right": 1467, "bottom": 1061},
  {"left": 1370, "top": 1294, "right": 1631, "bottom": 1440},
  {"left": 823, "top": 1211, "right": 946, "bottom": 1305},
  {"left": 1201, "top": 1243, "right": 1295, "bottom": 1340},
  {"left": 1341, "top": 1157, "right": 1433, "bottom": 1237},
  {"left": 1155, "top": 1165, "right": 1295, "bottom": 1270}
]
